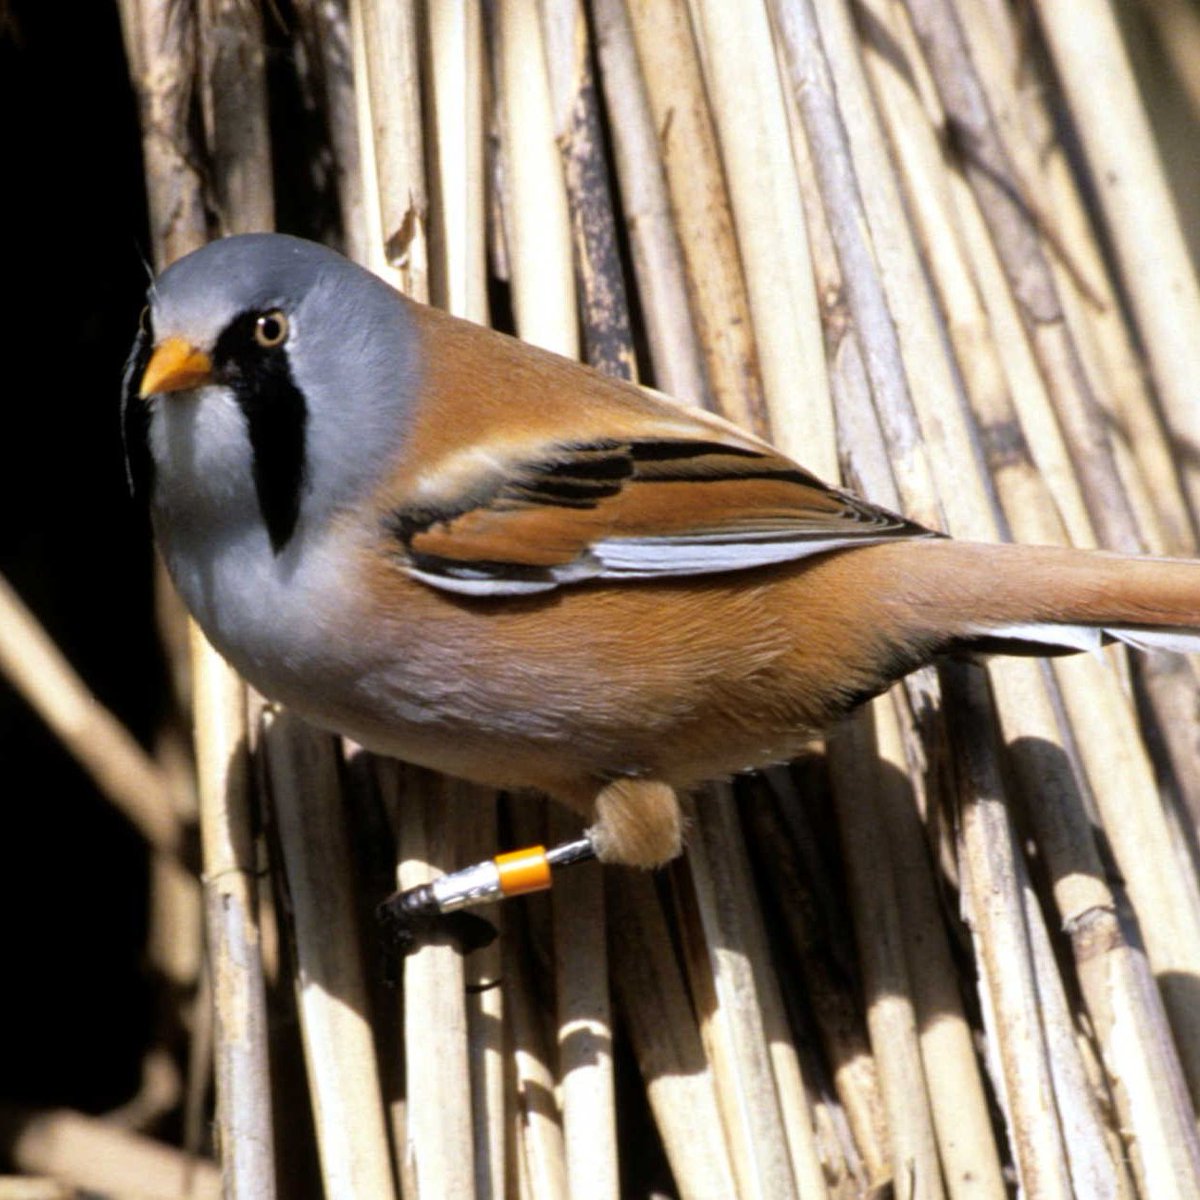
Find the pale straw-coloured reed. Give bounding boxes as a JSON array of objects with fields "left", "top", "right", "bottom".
[{"left": 4, "top": 0, "right": 1200, "bottom": 1196}]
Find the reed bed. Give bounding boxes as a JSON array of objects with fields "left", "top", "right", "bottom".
[{"left": 5, "top": 0, "right": 1200, "bottom": 1195}]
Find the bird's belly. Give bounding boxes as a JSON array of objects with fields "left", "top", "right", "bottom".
[
  {"left": 264, "top": 654, "right": 826, "bottom": 807},
  {"left": 257, "top": 566, "right": 861, "bottom": 800},
  {"left": 179, "top": 540, "right": 909, "bottom": 804}
]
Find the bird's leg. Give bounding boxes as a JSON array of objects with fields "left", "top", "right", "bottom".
[
  {"left": 376, "top": 836, "right": 598, "bottom": 955},
  {"left": 586, "top": 777, "right": 684, "bottom": 868},
  {"left": 376, "top": 777, "right": 683, "bottom": 956}
]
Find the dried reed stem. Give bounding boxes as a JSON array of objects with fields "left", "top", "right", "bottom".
[
  {"left": 622, "top": 0, "right": 768, "bottom": 435},
  {"left": 591, "top": 0, "right": 709, "bottom": 407},
  {"left": 0, "top": 1106, "right": 220, "bottom": 1200},
  {"left": 0, "top": 574, "right": 182, "bottom": 857},
  {"left": 828, "top": 714, "right": 943, "bottom": 1200},
  {"left": 426, "top": 0, "right": 489, "bottom": 322},
  {"left": 943, "top": 662, "right": 1075, "bottom": 1200},
  {"left": 294, "top": 0, "right": 371, "bottom": 264},
  {"left": 1032, "top": 0, "right": 1200, "bottom": 519},
  {"left": 873, "top": 696, "right": 1006, "bottom": 1200},
  {"left": 356, "top": 0, "right": 429, "bottom": 296},
  {"left": 262, "top": 713, "right": 396, "bottom": 1199},
  {"left": 388, "top": 767, "right": 477, "bottom": 1200},
  {"left": 110, "top": 0, "right": 1200, "bottom": 1194},
  {"left": 550, "top": 809, "right": 617, "bottom": 1200},
  {"left": 189, "top": 633, "right": 274, "bottom": 1199},
  {"left": 494, "top": 0, "right": 576, "bottom": 355},
  {"left": 688, "top": 0, "right": 833, "bottom": 475},
  {"left": 0, "top": 1178, "right": 76, "bottom": 1200},
  {"left": 423, "top": 11, "right": 506, "bottom": 1197},
  {"left": 459, "top": 796, "right": 506, "bottom": 1200},
  {"left": 904, "top": 0, "right": 1140, "bottom": 551},
  {"left": 186, "top": 7, "right": 282, "bottom": 1190},
  {"left": 197, "top": 0, "right": 274, "bottom": 233},
  {"left": 773, "top": 0, "right": 930, "bottom": 501},
  {"left": 608, "top": 874, "right": 739, "bottom": 1198},
  {"left": 681, "top": 788, "right": 815, "bottom": 1200},
  {"left": 118, "top": 0, "right": 206, "bottom": 263},
  {"left": 504, "top": 914, "right": 569, "bottom": 1199},
  {"left": 1021, "top": 878, "right": 1138, "bottom": 1200},
  {"left": 543, "top": 0, "right": 635, "bottom": 381}
]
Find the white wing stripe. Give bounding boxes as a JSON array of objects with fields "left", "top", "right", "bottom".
[
  {"left": 966, "top": 622, "right": 1200, "bottom": 656},
  {"left": 594, "top": 535, "right": 897, "bottom": 577}
]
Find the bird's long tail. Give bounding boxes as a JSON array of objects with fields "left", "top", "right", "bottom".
[{"left": 871, "top": 539, "right": 1200, "bottom": 658}]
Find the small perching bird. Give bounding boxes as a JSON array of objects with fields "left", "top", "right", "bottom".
[{"left": 125, "top": 233, "right": 1200, "bottom": 876}]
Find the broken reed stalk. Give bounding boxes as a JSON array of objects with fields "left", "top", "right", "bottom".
[
  {"left": 119, "top": 2, "right": 272, "bottom": 1196},
  {"left": 356, "top": 0, "right": 428, "bottom": 295},
  {"left": 0, "top": 1106, "right": 221, "bottom": 1200},
  {"left": 95, "top": 0, "right": 1200, "bottom": 1197},
  {"left": 0, "top": 574, "right": 183, "bottom": 857}
]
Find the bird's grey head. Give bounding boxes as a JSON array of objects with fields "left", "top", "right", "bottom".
[{"left": 123, "top": 233, "right": 421, "bottom": 556}]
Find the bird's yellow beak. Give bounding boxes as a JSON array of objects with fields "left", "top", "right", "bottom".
[{"left": 139, "top": 336, "right": 214, "bottom": 398}]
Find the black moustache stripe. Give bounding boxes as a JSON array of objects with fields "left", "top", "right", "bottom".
[
  {"left": 211, "top": 311, "right": 308, "bottom": 554},
  {"left": 231, "top": 380, "right": 306, "bottom": 555}
]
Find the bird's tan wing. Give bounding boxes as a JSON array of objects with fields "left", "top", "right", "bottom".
[{"left": 378, "top": 303, "right": 934, "bottom": 596}]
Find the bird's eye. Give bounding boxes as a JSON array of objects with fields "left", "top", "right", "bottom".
[
  {"left": 254, "top": 310, "right": 289, "bottom": 348},
  {"left": 138, "top": 305, "right": 152, "bottom": 336}
]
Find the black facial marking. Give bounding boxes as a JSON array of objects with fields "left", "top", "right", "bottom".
[
  {"left": 121, "top": 318, "right": 155, "bottom": 504},
  {"left": 212, "top": 309, "right": 308, "bottom": 554}
]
